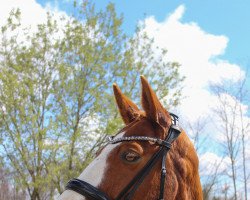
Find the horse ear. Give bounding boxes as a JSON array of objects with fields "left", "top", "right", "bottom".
[
  {"left": 113, "top": 83, "right": 140, "bottom": 125},
  {"left": 140, "top": 76, "right": 171, "bottom": 130}
]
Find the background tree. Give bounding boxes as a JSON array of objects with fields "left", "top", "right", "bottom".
[
  {"left": 0, "top": 165, "right": 26, "bottom": 200},
  {"left": 211, "top": 76, "right": 249, "bottom": 200},
  {"left": 0, "top": 1, "right": 183, "bottom": 199},
  {"left": 184, "top": 117, "right": 223, "bottom": 200},
  {"left": 237, "top": 77, "right": 249, "bottom": 200}
]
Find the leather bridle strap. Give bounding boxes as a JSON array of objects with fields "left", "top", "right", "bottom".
[
  {"left": 116, "top": 145, "right": 166, "bottom": 200},
  {"left": 65, "top": 178, "right": 110, "bottom": 200},
  {"left": 158, "top": 124, "right": 181, "bottom": 200},
  {"left": 159, "top": 148, "right": 167, "bottom": 200}
]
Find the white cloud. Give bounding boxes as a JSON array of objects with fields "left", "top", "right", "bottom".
[
  {"left": 213, "top": 92, "right": 250, "bottom": 142},
  {"left": 0, "top": 0, "right": 47, "bottom": 27},
  {"left": 199, "top": 152, "right": 230, "bottom": 176},
  {"left": 142, "top": 5, "right": 246, "bottom": 124},
  {"left": 0, "top": 0, "right": 67, "bottom": 37}
]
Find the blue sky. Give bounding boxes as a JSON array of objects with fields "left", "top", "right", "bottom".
[
  {"left": 37, "top": 0, "right": 250, "bottom": 68},
  {"left": 30, "top": 0, "right": 249, "bottom": 139},
  {"left": 1, "top": 0, "right": 248, "bottom": 124}
]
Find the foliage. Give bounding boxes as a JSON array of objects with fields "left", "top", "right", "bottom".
[{"left": 0, "top": 1, "right": 183, "bottom": 199}]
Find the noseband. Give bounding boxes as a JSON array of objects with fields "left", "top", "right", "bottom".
[{"left": 65, "top": 113, "right": 181, "bottom": 200}]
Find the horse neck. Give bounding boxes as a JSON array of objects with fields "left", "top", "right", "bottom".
[{"left": 167, "top": 131, "right": 203, "bottom": 199}]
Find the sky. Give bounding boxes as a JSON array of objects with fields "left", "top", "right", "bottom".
[
  {"left": 0, "top": 0, "right": 250, "bottom": 195},
  {"left": 36, "top": 0, "right": 250, "bottom": 65},
  {"left": 33, "top": 0, "right": 250, "bottom": 121}
]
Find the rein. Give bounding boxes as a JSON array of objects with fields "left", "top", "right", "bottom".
[{"left": 65, "top": 113, "right": 181, "bottom": 200}]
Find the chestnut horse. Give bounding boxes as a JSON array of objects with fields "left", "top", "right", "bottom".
[{"left": 58, "top": 76, "right": 202, "bottom": 200}]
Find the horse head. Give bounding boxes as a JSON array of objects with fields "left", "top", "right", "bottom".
[{"left": 58, "top": 76, "right": 202, "bottom": 200}]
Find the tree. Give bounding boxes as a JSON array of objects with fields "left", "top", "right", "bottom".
[
  {"left": 237, "top": 77, "right": 249, "bottom": 200},
  {"left": 184, "top": 117, "right": 208, "bottom": 153},
  {"left": 0, "top": 158, "right": 26, "bottom": 200},
  {"left": 211, "top": 76, "right": 249, "bottom": 200},
  {"left": 0, "top": 1, "right": 183, "bottom": 199},
  {"left": 184, "top": 117, "right": 224, "bottom": 200}
]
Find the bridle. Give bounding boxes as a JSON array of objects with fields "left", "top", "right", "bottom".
[{"left": 65, "top": 113, "right": 181, "bottom": 200}]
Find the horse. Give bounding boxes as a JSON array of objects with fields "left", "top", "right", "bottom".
[{"left": 58, "top": 76, "right": 203, "bottom": 200}]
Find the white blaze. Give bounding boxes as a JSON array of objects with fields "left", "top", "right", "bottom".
[
  {"left": 77, "top": 142, "right": 120, "bottom": 186},
  {"left": 58, "top": 132, "right": 124, "bottom": 200}
]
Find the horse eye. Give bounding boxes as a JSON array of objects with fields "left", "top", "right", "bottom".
[{"left": 122, "top": 152, "right": 141, "bottom": 163}]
